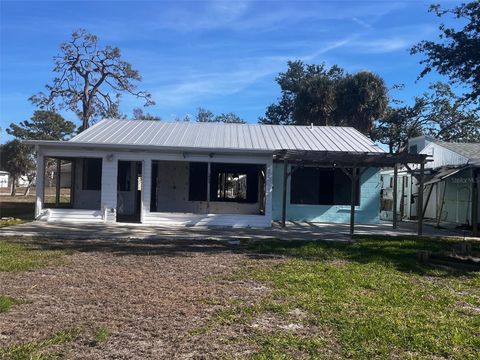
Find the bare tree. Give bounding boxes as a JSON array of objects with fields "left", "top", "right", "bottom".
[{"left": 30, "top": 29, "right": 154, "bottom": 131}]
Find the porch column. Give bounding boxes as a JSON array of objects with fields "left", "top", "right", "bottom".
[
  {"left": 141, "top": 159, "right": 152, "bottom": 224},
  {"left": 472, "top": 170, "right": 479, "bottom": 237},
  {"left": 264, "top": 159, "right": 273, "bottom": 226},
  {"left": 55, "top": 159, "right": 61, "bottom": 206},
  {"left": 281, "top": 159, "right": 288, "bottom": 227},
  {"left": 392, "top": 164, "right": 398, "bottom": 229},
  {"left": 101, "top": 154, "right": 118, "bottom": 223},
  {"left": 35, "top": 148, "right": 45, "bottom": 219},
  {"left": 349, "top": 167, "right": 358, "bottom": 238},
  {"left": 417, "top": 162, "right": 425, "bottom": 236}
]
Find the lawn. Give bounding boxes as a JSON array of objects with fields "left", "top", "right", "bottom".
[{"left": 0, "top": 236, "right": 478, "bottom": 359}]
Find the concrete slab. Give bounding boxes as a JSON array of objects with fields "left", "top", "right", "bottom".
[{"left": 0, "top": 220, "right": 474, "bottom": 242}]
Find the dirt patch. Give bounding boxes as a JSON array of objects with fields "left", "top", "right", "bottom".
[{"left": 0, "top": 238, "right": 278, "bottom": 359}]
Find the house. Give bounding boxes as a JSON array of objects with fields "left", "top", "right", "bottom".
[
  {"left": 25, "top": 119, "right": 426, "bottom": 230},
  {"left": 381, "top": 136, "right": 479, "bottom": 233},
  {"left": 0, "top": 171, "right": 9, "bottom": 188}
]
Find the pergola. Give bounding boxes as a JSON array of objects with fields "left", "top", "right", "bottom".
[{"left": 274, "top": 150, "right": 430, "bottom": 237}]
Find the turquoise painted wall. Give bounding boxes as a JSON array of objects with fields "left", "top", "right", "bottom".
[{"left": 272, "top": 164, "right": 381, "bottom": 224}]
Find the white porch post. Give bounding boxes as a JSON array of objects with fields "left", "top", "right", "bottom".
[
  {"left": 101, "top": 154, "right": 118, "bottom": 223},
  {"left": 35, "top": 148, "right": 45, "bottom": 219},
  {"left": 141, "top": 159, "right": 152, "bottom": 223},
  {"left": 265, "top": 158, "right": 273, "bottom": 226}
]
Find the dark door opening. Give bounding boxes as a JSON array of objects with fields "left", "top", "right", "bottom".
[{"left": 116, "top": 160, "right": 142, "bottom": 223}]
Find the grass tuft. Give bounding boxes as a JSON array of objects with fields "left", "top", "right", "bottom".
[
  {"left": 94, "top": 327, "right": 110, "bottom": 344},
  {"left": 0, "top": 328, "right": 81, "bottom": 360},
  {"left": 0, "top": 296, "right": 19, "bottom": 313},
  {"left": 0, "top": 240, "right": 64, "bottom": 272}
]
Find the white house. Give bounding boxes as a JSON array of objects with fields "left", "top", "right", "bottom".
[
  {"left": 0, "top": 171, "right": 9, "bottom": 188},
  {"left": 25, "top": 119, "right": 426, "bottom": 231}
]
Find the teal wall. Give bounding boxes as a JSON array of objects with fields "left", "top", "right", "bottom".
[{"left": 272, "top": 164, "right": 381, "bottom": 224}]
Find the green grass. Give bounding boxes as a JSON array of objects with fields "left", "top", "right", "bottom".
[
  {"left": 0, "top": 328, "right": 81, "bottom": 360},
  {"left": 0, "top": 218, "right": 25, "bottom": 228},
  {"left": 0, "top": 240, "right": 64, "bottom": 272},
  {"left": 210, "top": 237, "right": 480, "bottom": 359},
  {"left": 94, "top": 327, "right": 110, "bottom": 344},
  {"left": 0, "top": 296, "right": 19, "bottom": 313}
]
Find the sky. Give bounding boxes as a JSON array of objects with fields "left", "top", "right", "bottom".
[{"left": 0, "top": 0, "right": 463, "bottom": 142}]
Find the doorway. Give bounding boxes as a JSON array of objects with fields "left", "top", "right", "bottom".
[{"left": 116, "top": 160, "right": 142, "bottom": 223}]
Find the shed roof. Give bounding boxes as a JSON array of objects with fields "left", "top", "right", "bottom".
[
  {"left": 67, "top": 119, "right": 384, "bottom": 154},
  {"left": 434, "top": 141, "right": 480, "bottom": 165}
]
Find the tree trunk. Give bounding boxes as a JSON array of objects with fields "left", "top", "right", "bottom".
[
  {"left": 23, "top": 182, "right": 32, "bottom": 196},
  {"left": 10, "top": 178, "right": 16, "bottom": 196}
]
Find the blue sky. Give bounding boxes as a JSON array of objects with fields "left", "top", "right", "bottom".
[{"left": 0, "top": 0, "right": 461, "bottom": 142}]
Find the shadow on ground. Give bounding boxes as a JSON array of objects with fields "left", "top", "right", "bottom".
[{"left": 18, "top": 235, "right": 479, "bottom": 278}]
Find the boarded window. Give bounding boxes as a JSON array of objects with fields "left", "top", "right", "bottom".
[
  {"left": 290, "top": 167, "right": 359, "bottom": 205},
  {"left": 82, "top": 158, "right": 102, "bottom": 190},
  {"left": 117, "top": 161, "right": 131, "bottom": 191},
  {"left": 188, "top": 162, "right": 208, "bottom": 201}
]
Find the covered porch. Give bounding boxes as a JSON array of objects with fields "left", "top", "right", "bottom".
[{"left": 33, "top": 144, "right": 274, "bottom": 227}]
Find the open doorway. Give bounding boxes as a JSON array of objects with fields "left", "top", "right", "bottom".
[{"left": 116, "top": 160, "right": 142, "bottom": 223}]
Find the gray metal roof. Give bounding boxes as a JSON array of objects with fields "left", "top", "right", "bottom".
[
  {"left": 435, "top": 141, "right": 480, "bottom": 165},
  {"left": 69, "top": 119, "right": 384, "bottom": 153}
]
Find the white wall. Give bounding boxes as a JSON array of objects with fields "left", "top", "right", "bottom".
[
  {"left": 0, "top": 174, "right": 8, "bottom": 188},
  {"left": 421, "top": 143, "right": 469, "bottom": 169}
]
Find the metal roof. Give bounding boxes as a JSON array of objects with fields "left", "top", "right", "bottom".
[{"left": 68, "top": 119, "right": 384, "bottom": 153}]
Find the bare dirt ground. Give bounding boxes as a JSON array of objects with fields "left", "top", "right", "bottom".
[{"left": 0, "top": 238, "right": 279, "bottom": 359}]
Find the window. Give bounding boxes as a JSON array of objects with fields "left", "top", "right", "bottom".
[
  {"left": 188, "top": 162, "right": 208, "bottom": 201},
  {"left": 409, "top": 145, "right": 418, "bottom": 154},
  {"left": 82, "top": 158, "right": 102, "bottom": 190},
  {"left": 117, "top": 161, "right": 131, "bottom": 191},
  {"left": 217, "top": 172, "right": 247, "bottom": 200},
  {"left": 210, "top": 163, "right": 259, "bottom": 203},
  {"left": 290, "top": 167, "right": 359, "bottom": 205}
]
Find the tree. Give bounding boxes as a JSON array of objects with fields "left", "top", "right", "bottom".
[
  {"left": 132, "top": 108, "right": 161, "bottom": 121},
  {"left": 195, "top": 108, "right": 246, "bottom": 123},
  {"left": 371, "top": 82, "right": 480, "bottom": 153},
  {"left": 196, "top": 108, "right": 215, "bottom": 122},
  {"left": 0, "top": 140, "right": 35, "bottom": 196},
  {"left": 6, "top": 110, "right": 76, "bottom": 141},
  {"left": 410, "top": 2, "right": 480, "bottom": 102},
  {"left": 30, "top": 29, "right": 154, "bottom": 131},
  {"left": 335, "top": 72, "right": 388, "bottom": 134},
  {"left": 6, "top": 111, "right": 75, "bottom": 195},
  {"left": 370, "top": 106, "right": 423, "bottom": 153},
  {"left": 259, "top": 60, "right": 388, "bottom": 133}
]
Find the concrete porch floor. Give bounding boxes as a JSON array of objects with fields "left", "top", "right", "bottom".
[{"left": 0, "top": 220, "right": 474, "bottom": 242}]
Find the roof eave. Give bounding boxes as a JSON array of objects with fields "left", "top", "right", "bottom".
[{"left": 22, "top": 140, "right": 276, "bottom": 156}]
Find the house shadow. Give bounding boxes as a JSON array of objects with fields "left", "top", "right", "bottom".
[{"left": 25, "top": 234, "right": 479, "bottom": 278}]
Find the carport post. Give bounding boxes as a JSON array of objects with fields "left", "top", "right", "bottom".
[
  {"left": 393, "top": 164, "right": 398, "bottom": 229},
  {"left": 417, "top": 162, "right": 425, "bottom": 236},
  {"left": 55, "top": 159, "right": 61, "bottom": 206},
  {"left": 472, "top": 171, "right": 478, "bottom": 237},
  {"left": 35, "top": 148, "right": 45, "bottom": 219},
  {"left": 349, "top": 167, "right": 358, "bottom": 238},
  {"left": 281, "top": 159, "right": 288, "bottom": 227}
]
